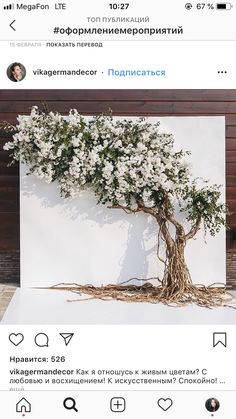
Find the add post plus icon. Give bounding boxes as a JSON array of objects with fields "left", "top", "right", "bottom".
[{"left": 110, "top": 397, "right": 126, "bottom": 412}]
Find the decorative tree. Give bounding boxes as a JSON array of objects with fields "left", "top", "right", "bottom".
[{"left": 2, "top": 107, "right": 233, "bottom": 307}]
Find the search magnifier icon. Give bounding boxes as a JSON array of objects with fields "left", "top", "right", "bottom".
[{"left": 63, "top": 397, "right": 78, "bottom": 412}]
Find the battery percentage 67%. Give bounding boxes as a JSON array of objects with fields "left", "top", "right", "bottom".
[
  {"left": 197, "top": 3, "right": 215, "bottom": 8},
  {"left": 185, "top": 3, "right": 215, "bottom": 9}
]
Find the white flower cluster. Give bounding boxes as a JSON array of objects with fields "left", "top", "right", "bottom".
[{"left": 4, "top": 107, "right": 192, "bottom": 208}]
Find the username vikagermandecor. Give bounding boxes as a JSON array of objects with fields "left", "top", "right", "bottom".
[{"left": 2, "top": 107, "right": 235, "bottom": 307}]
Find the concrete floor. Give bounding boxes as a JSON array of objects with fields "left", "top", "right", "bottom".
[{"left": 0, "top": 284, "right": 18, "bottom": 321}]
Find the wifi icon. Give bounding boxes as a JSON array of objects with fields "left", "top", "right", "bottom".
[{"left": 3, "top": 3, "right": 14, "bottom": 9}]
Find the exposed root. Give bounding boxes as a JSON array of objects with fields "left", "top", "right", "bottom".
[{"left": 48, "top": 281, "right": 236, "bottom": 308}]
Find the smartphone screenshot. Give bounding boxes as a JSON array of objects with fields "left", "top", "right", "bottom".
[{"left": 0, "top": 0, "right": 236, "bottom": 417}]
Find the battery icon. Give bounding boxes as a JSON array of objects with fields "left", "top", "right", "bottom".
[{"left": 216, "top": 3, "right": 233, "bottom": 9}]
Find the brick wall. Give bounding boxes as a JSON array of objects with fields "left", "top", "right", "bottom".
[
  {"left": 227, "top": 250, "right": 236, "bottom": 289},
  {"left": 0, "top": 251, "right": 20, "bottom": 283}
]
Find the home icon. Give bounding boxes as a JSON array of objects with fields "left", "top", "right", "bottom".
[{"left": 16, "top": 398, "right": 31, "bottom": 413}]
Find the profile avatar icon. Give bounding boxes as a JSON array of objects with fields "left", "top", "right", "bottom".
[
  {"left": 205, "top": 398, "right": 220, "bottom": 412},
  {"left": 7, "top": 62, "right": 26, "bottom": 82}
]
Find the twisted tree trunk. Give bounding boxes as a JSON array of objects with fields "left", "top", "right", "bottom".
[
  {"left": 162, "top": 240, "right": 191, "bottom": 294},
  {"left": 98, "top": 202, "right": 232, "bottom": 307}
]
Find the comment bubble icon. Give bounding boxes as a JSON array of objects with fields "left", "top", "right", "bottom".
[{"left": 34, "top": 333, "right": 49, "bottom": 347}]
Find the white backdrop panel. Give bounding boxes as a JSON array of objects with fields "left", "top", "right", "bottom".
[{"left": 20, "top": 116, "right": 225, "bottom": 288}]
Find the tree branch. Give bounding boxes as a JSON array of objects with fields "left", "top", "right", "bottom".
[
  {"left": 136, "top": 200, "right": 175, "bottom": 251},
  {"left": 184, "top": 216, "right": 202, "bottom": 241},
  {"left": 109, "top": 201, "right": 175, "bottom": 251},
  {"left": 108, "top": 204, "right": 142, "bottom": 214},
  {"left": 166, "top": 213, "right": 186, "bottom": 238},
  {"left": 163, "top": 195, "right": 186, "bottom": 239}
]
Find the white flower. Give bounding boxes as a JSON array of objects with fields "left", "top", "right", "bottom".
[
  {"left": 103, "top": 162, "right": 113, "bottom": 177},
  {"left": 103, "top": 140, "right": 109, "bottom": 147},
  {"left": 3, "top": 142, "right": 14, "bottom": 150},
  {"left": 88, "top": 150, "right": 99, "bottom": 164},
  {"left": 4, "top": 108, "right": 198, "bottom": 213},
  {"left": 72, "top": 134, "right": 83, "bottom": 147},
  {"left": 114, "top": 139, "right": 122, "bottom": 148},
  {"left": 137, "top": 142, "right": 146, "bottom": 151}
]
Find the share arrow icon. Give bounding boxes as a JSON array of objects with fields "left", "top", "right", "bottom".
[{"left": 59, "top": 333, "right": 74, "bottom": 346}]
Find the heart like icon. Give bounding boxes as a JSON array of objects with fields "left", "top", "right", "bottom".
[
  {"left": 9, "top": 333, "right": 24, "bottom": 346},
  {"left": 157, "top": 398, "right": 173, "bottom": 411}
]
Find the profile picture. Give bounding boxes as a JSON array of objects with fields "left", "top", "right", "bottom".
[
  {"left": 7, "top": 62, "right": 26, "bottom": 82},
  {"left": 205, "top": 398, "right": 220, "bottom": 412}
]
